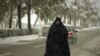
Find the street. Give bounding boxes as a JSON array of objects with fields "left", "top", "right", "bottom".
[{"left": 0, "top": 28, "right": 100, "bottom": 56}]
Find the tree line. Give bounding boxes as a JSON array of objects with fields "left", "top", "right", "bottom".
[{"left": 0, "top": 0, "right": 99, "bottom": 34}]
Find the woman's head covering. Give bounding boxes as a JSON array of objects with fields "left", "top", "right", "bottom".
[
  {"left": 49, "top": 17, "right": 64, "bottom": 33},
  {"left": 52, "top": 17, "right": 63, "bottom": 26}
]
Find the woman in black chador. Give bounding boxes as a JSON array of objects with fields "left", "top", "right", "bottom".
[{"left": 44, "top": 17, "right": 70, "bottom": 56}]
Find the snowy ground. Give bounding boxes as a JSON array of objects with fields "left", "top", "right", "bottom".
[
  {"left": 0, "top": 35, "right": 45, "bottom": 45},
  {"left": 0, "top": 26, "right": 100, "bottom": 44},
  {"left": 78, "top": 26, "right": 100, "bottom": 31}
]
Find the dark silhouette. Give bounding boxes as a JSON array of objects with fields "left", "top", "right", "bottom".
[{"left": 44, "top": 17, "right": 71, "bottom": 56}]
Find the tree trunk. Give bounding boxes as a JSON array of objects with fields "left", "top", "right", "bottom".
[
  {"left": 63, "top": 16, "right": 66, "bottom": 24},
  {"left": 9, "top": 0, "right": 13, "bottom": 28},
  {"left": 73, "top": 19, "right": 77, "bottom": 27},
  {"left": 5, "top": 21, "right": 6, "bottom": 28},
  {"left": 34, "top": 16, "right": 39, "bottom": 27},
  {"left": 27, "top": 0, "right": 31, "bottom": 34},
  {"left": 68, "top": 17, "right": 71, "bottom": 25},
  {"left": 44, "top": 17, "right": 48, "bottom": 24},
  {"left": 17, "top": 3, "right": 22, "bottom": 29}
]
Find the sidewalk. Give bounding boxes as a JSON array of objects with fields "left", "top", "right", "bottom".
[{"left": 0, "top": 35, "right": 42, "bottom": 44}]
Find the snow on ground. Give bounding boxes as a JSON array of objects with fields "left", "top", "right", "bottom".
[
  {"left": 0, "top": 26, "right": 100, "bottom": 44},
  {"left": 0, "top": 35, "right": 39, "bottom": 44},
  {"left": 79, "top": 26, "right": 100, "bottom": 31}
]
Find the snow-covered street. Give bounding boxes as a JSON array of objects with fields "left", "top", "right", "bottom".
[{"left": 0, "top": 35, "right": 45, "bottom": 45}]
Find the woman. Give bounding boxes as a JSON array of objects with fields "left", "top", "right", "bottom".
[{"left": 44, "top": 17, "right": 70, "bottom": 56}]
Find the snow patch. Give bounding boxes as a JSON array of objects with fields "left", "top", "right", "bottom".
[{"left": 79, "top": 26, "right": 100, "bottom": 31}]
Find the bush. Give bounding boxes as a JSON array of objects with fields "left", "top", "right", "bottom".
[{"left": 0, "top": 28, "right": 39, "bottom": 38}]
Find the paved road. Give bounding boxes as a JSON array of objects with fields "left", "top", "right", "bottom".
[
  {"left": 0, "top": 29, "right": 100, "bottom": 56},
  {"left": 71, "top": 29, "right": 100, "bottom": 56}
]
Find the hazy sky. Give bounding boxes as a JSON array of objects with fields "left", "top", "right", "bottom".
[
  {"left": 94, "top": 0, "right": 100, "bottom": 16},
  {"left": 22, "top": 13, "right": 37, "bottom": 24},
  {"left": 95, "top": 0, "right": 100, "bottom": 7}
]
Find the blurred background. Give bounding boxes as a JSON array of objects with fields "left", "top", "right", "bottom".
[{"left": 0, "top": 0, "right": 100, "bottom": 56}]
